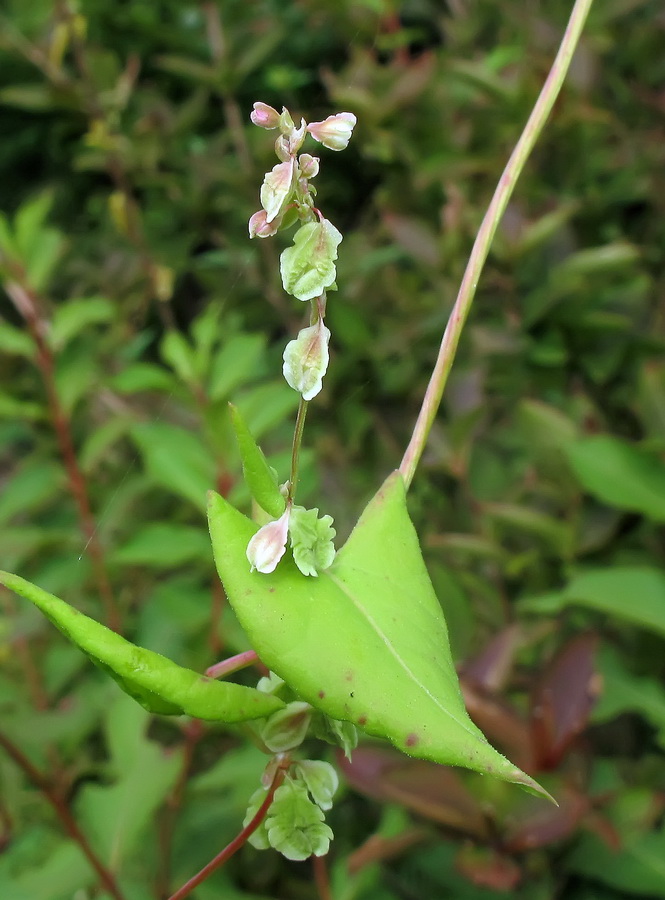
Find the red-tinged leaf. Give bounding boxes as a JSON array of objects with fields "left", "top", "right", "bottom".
[
  {"left": 455, "top": 844, "right": 522, "bottom": 891},
  {"left": 461, "top": 681, "right": 534, "bottom": 773},
  {"left": 338, "top": 744, "right": 490, "bottom": 839},
  {"left": 460, "top": 624, "right": 522, "bottom": 693},
  {"left": 530, "top": 633, "right": 600, "bottom": 769},
  {"left": 502, "top": 783, "right": 589, "bottom": 852}
]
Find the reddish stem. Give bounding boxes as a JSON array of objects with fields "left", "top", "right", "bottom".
[
  {"left": 0, "top": 730, "right": 126, "bottom": 900},
  {"left": 313, "top": 853, "right": 333, "bottom": 900},
  {"left": 156, "top": 721, "right": 205, "bottom": 899},
  {"left": 205, "top": 650, "right": 259, "bottom": 680},
  {"left": 4, "top": 278, "right": 121, "bottom": 632},
  {"left": 167, "top": 761, "right": 289, "bottom": 900}
]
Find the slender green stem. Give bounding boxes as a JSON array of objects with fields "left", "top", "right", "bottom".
[
  {"left": 399, "top": 0, "right": 594, "bottom": 489},
  {"left": 287, "top": 398, "right": 309, "bottom": 504}
]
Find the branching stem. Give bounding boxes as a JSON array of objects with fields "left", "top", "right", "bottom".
[{"left": 399, "top": 0, "right": 595, "bottom": 489}]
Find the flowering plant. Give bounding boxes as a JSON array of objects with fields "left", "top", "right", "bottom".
[{"left": 0, "top": 1, "right": 595, "bottom": 893}]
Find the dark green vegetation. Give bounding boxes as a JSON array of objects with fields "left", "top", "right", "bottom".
[{"left": 1, "top": 1, "right": 665, "bottom": 898}]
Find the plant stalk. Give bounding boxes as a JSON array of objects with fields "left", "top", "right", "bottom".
[
  {"left": 167, "top": 761, "right": 289, "bottom": 900},
  {"left": 399, "top": 0, "right": 595, "bottom": 489},
  {"left": 288, "top": 398, "right": 309, "bottom": 504}
]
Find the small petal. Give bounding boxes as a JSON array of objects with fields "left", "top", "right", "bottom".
[
  {"left": 250, "top": 102, "right": 280, "bottom": 129},
  {"left": 247, "top": 507, "right": 291, "bottom": 574},
  {"left": 306, "top": 112, "right": 357, "bottom": 151}
]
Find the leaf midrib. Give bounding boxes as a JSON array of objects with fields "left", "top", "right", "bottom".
[{"left": 325, "top": 570, "right": 480, "bottom": 741}]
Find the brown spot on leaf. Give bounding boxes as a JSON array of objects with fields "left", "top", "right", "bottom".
[
  {"left": 405, "top": 733, "right": 419, "bottom": 747},
  {"left": 318, "top": 690, "right": 326, "bottom": 699},
  {"left": 358, "top": 715, "right": 367, "bottom": 726},
  {"left": 269, "top": 587, "right": 275, "bottom": 593}
]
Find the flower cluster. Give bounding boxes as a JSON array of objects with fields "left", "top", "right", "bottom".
[
  {"left": 246, "top": 503, "right": 336, "bottom": 578},
  {"left": 248, "top": 102, "right": 356, "bottom": 404},
  {"left": 245, "top": 103, "right": 356, "bottom": 579}
]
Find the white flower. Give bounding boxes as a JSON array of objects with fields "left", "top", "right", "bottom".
[
  {"left": 246, "top": 507, "right": 291, "bottom": 574},
  {"left": 306, "top": 113, "right": 357, "bottom": 151}
]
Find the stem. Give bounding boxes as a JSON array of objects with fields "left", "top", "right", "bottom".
[
  {"left": 287, "top": 398, "right": 309, "bottom": 504},
  {"left": 167, "top": 762, "right": 289, "bottom": 900},
  {"left": 156, "top": 721, "right": 205, "bottom": 899},
  {"left": 0, "top": 731, "right": 126, "bottom": 900},
  {"left": 4, "top": 278, "right": 121, "bottom": 632},
  {"left": 205, "top": 649, "right": 259, "bottom": 680},
  {"left": 399, "top": 0, "right": 595, "bottom": 489},
  {"left": 313, "top": 853, "right": 333, "bottom": 900}
]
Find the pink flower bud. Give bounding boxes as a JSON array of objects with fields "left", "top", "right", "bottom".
[
  {"left": 250, "top": 102, "right": 280, "bottom": 129},
  {"left": 298, "top": 154, "right": 320, "bottom": 179},
  {"left": 306, "top": 112, "right": 357, "bottom": 151},
  {"left": 246, "top": 507, "right": 291, "bottom": 574},
  {"left": 248, "top": 209, "right": 281, "bottom": 239}
]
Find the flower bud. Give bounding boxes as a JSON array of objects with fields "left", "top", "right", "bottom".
[
  {"left": 298, "top": 154, "right": 320, "bottom": 179},
  {"left": 306, "top": 112, "right": 357, "bottom": 151},
  {"left": 283, "top": 319, "right": 331, "bottom": 402},
  {"left": 246, "top": 507, "right": 291, "bottom": 574},
  {"left": 248, "top": 208, "right": 282, "bottom": 239},
  {"left": 279, "top": 107, "right": 295, "bottom": 133},
  {"left": 250, "top": 102, "right": 280, "bottom": 129}
]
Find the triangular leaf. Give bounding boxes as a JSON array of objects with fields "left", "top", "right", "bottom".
[
  {"left": 0, "top": 571, "right": 283, "bottom": 722},
  {"left": 208, "top": 472, "right": 549, "bottom": 798}
]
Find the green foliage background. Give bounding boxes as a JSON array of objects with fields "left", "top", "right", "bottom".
[{"left": 1, "top": 1, "right": 665, "bottom": 898}]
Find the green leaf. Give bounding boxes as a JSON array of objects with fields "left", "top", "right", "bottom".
[
  {"left": 131, "top": 422, "right": 216, "bottom": 511},
  {"left": 236, "top": 381, "right": 300, "bottom": 439},
  {"left": 0, "top": 319, "right": 35, "bottom": 358},
  {"left": 565, "top": 435, "right": 665, "bottom": 521},
  {"left": 0, "top": 570, "right": 284, "bottom": 722},
  {"left": 230, "top": 403, "right": 285, "bottom": 518},
  {"left": 208, "top": 333, "right": 266, "bottom": 402},
  {"left": 49, "top": 296, "right": 114, "bottom": 350},
  {"left": 0, "top": 460, "right": 64, "bottom": 525},
  {"left": 160, "top": 329, "right": 200, "bottom": 387},
  {"left": 208, "top": 471, "right": 548, "bottom": 797},
  {"left": 0, "top": 836, "right": 94, "bottom": 900},
  {"left": 14, "top": 190, "right": 54, "bottom": 260},
  {"left": 75, "top": 695, "right": 182, "bottom": 868},
  {"left": 592, "top": 645, "right": 665, "bottom": 747},
  {"left": 111, "top": 523, "right": 212, "bottom": 568},
  {"left": 567, "top": 827, "right": 665, "bottom": 897},
  {"left": 519, "top": 567, "right": 665, "bottom": 638},
  {"left": 111, "top": 362, "right": 175, "bottom": 394},
  {"left": 280, "top": 219, "right": 342, "bottom": 301}
]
